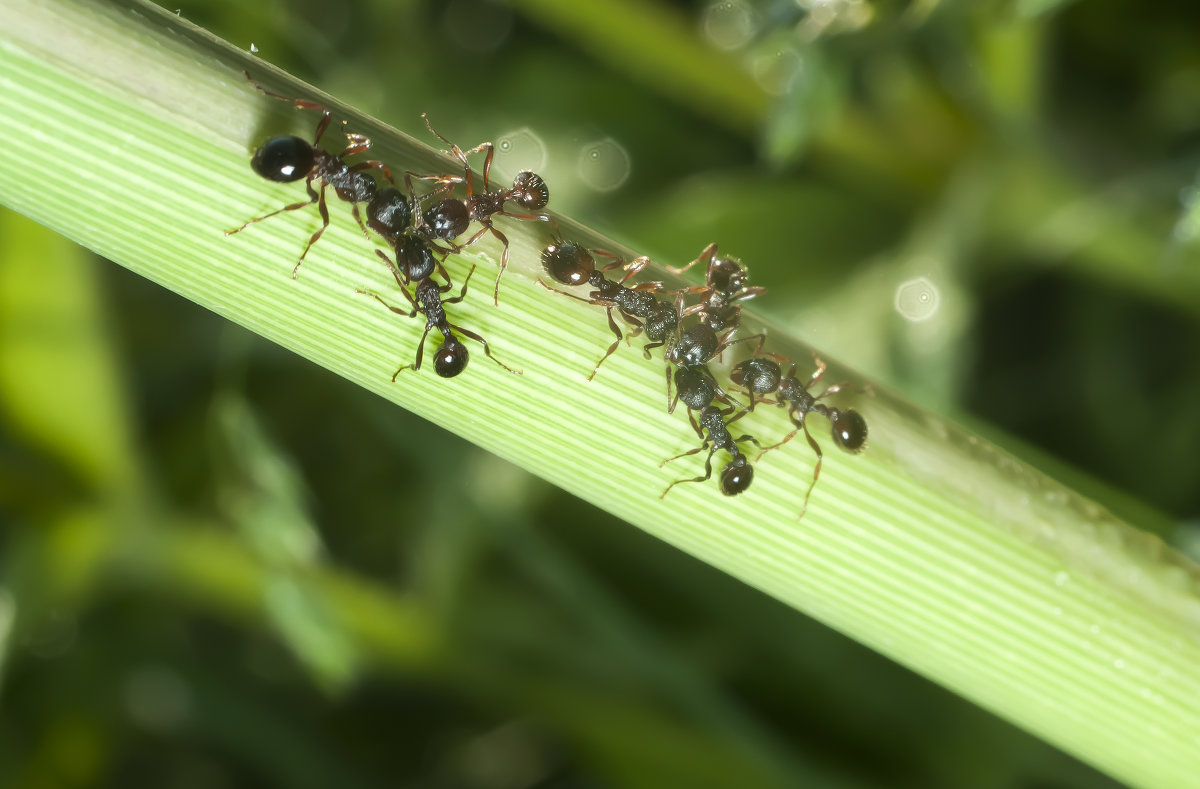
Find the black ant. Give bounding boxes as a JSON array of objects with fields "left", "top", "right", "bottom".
[
  {"left": 730, "top": 356, "right": 867, "bottom": 516},
  {"left": 408, "top": 115, "right": 552, "bottom": 305},
  {"left": 666, "top": 243, "right": 765, "bottom": 333},
  {"left": 358, "top": 229, "right": 520, "bottom": 379},
  {"left": 538, "top": 240, "right": 679, "bottom": 380},
  {"left": 662, "top": 318, "right": 763, "bottom": 415},
  {"left": 660, "top": 405, "right": 758, "bottom": 498},
  {"left": 226, "top": 70, "right": 391, "bottom": 278}
]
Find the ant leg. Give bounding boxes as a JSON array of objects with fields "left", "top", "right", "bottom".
[
  {"left": 467, "top": 225, "right": 513, "bottom": 306},
  {"left": 442, "top": 265, "right": 477, "bottom": 305},
  {"left": 351, "top": 203, "right": 370, "bottom": 240},
  {"left": 756, "top": 424, "right": 799, "bottom": 461},
  {"left": 338, "top": 131, "right": 374, "bottom": 158},
  {"left": 587, "top": 308, "right": 625, "bottom": 382},
  {"left": 797, "top": 421, "right": 824, "bottom": 519},
  {"left": 292, "top": 181, "right": 331, "bottom": 278},
  {"left": 806, "top": 357, "right": 828, "bottom": 389},
  {"left": 241, "top": 70, "right": 333, "bottom": 143},
  {"left": 659, "top": 448, "right": 717, "bottom": 498},
  {"left": 664, "top": 242, "right": 718, "bottom": 276},
  {"left": 225, "top": 197, "right": 316, "bottom": 236},
  {"left": 394, "top": 325, "right": 434, "bottom": 379},
  {"left": 356, "top": 287, "right": 419, "bottom": 317},
  {"left": 666, "top": 364, "right": 677, "bottom": 414},
  {"left": 349, "top": 158, "right": 395, "bottom": 185},
  {"left": 449, "top": 323, "right": 522, "bottom": 375},
  {"left": 405, "top": 171, "right": 459, "bottom": 206},
  {"left": 658, "top": 443, "right": 708, "bottom": 469},
  {"left": 618, "top": 255, "right": 651, "bottom": 284},
  {"left": 374, "top": 248, "right": 409, "bottom": 286}
]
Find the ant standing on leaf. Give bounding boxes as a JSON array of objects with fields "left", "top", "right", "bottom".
[
  {"left": 666, "top": 243, "right": 765, "bottom": 334},
  {"left": 409, "top": 114, "right": 553, "bottom": 305},
  {"left": 356, "top": 186, "right": 520, "bottom": 379},
  {"left": 659, "top": 404, "right": 759, "bottom": 498},
  {"left": 538, "top": 240, "right": 680, "bottom": 380},
  {"left": 731, "top": 355, "right": 868, "bottom": 516},
  {"left": 226, "top": 70, "right": 393, "bottom": 278}
]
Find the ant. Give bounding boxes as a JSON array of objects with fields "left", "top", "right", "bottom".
[
  {"left": 358, "top": 228, "right": 520, "bottom": 379},
  {"left": 538, "top": 240, "right": 679, "bottom": 380},
  {"left": 666, "top": 243, "right": 765, "bottom": 333},
  {"left": 226, "top": 70, "right": 391, "bottom": 278},
  {"left": 659, "top": 405, "right": 758, "bottom": 498},
  {"left": 408, "top": 114, "right": 552, "bottom": 305},
  {"left": 730, "top": 355, "right": 868, "bottom": 516}
]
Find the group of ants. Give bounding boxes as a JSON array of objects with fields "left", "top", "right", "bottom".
[{"left": 226, "top": 71, "right": 868, "bottom": 516}]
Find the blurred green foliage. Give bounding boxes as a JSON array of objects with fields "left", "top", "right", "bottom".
[{"left": 2, "top": 0, "right": 1197, "bottom": 786}]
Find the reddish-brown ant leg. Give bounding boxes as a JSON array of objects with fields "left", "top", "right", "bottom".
[
  {"left": 663, "top": 242, "right": 718, "bottom": 276},
  {"left": 448, "top": 322, "right": 521, "bottom": 375},
  {"left": 441, "top": 264, "right": 476, "bottom": 306},
  {"left": 292, "top": 181, "right": 331, "bottom": 278}
]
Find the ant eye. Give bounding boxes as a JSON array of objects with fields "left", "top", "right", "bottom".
[
  {"left": 720, "top": 460, "right": 753, "bottom": 496},
  {"left": 434, "top": 341, "right": 469, "bottom": 378},
  {"left": 251, "top": 136, "right": 314, "bottom": 182},
  {"left": 832, "top": 409, "right": 868, "bottom": 453}
]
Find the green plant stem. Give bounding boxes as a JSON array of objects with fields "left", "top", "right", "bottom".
[{"left": 1, "top": 1, "right": 1198, "bottom": 786}]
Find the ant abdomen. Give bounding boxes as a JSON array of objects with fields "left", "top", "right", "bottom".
[
  {"left": 434, "top": 340, "right": 469, "bottom": 378},
  {"left": 250, "top": 136, "right": 314, "bottom": 182},
  {"left": 831, "top": 409, "right": 868, "bottom": 453},
  {"left": 541, "top": 241, "right": 593, "bottom": 286},
  {"left": 720, "top": 458, "right": 753, "bottom": 496}
]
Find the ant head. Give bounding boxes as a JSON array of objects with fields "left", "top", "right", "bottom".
[
  {"left": 720, "top": 456, "right": 754, "bottom": 496},
  {"left": 710, "top": 256, "right": 748, "bottom": 294},
  {"left": 395, "top": 234, "right": 437, "bottom": 281},
  {"left": 674, "top": 367, "right": 715, "bottom": 410},
  {"left": 366, "top": 188, "right": 412, "bottom": 244},
  {"left": 730, "top": 358, "right": 781, "bottom": 395},
  {"left": 831, "top": 409, "right": 868, "bottom": 453},
  {"left": 423, "top": 199, "right": 469, "bottom": 241},
  {"left": 541, "top": 241, "right": 594, "bottom": 286},
  {"left": 251, "top": 136, "right": 314, "bottom": 183},
  {"left": 433, "top": 338, "right": 469, "bottom": 378},
  {"left": 511, "top": 171, "right": 549, "bottom": 211}
]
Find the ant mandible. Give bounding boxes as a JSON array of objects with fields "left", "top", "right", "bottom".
[{"left": 226, "top": 71, "right": 393, "bottom": 278}]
